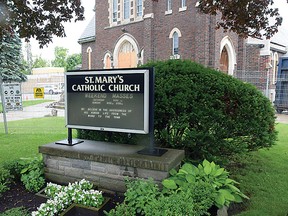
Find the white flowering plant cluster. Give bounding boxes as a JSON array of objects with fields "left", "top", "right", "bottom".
[{"left": 32, "top": 179, "right": 104, "bottom": 216}]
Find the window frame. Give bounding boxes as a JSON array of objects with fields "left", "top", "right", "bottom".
[
  {"left": 112, "top": 0, "right": 118, "bottom": 22},
  {"left": 136, "top": 0, "right": 143, "bottom": 17},
  {"left": 172, "top": 31, "right": 179, "bottom": 55},
  {"left": 165, "top": 0, "right": 172, "bottom": 14},
  {"left": 123, "top": 0, "right": 130, "bottom": 20}
]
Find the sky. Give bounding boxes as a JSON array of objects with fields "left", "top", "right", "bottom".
[
  {"left": 24, "top": 0, "right": 95, "bottom": 61},
  {"left": 25, "top": 0, "right": 288, "bottom": 61}
]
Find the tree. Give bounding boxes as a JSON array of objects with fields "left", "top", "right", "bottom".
[
  {"left": 0, "top": 0, "right": 84, "bottom": 47},
  {"left": 66, "top": 53, "right": 82, "bottom": 71},
  {"left": 33, "top": 56, "right": 50, "bottom": 68},
  {"left": 0, "top": 1, "right": 285, "bottom": 44},
  {"left": 0, "top": 32, "right": 27, "bottom": 82},
  {"left": 196, "top": 0, "right": 283, "bottom": 38},
  {"left": 51, "top": 46, "right": 68, "bottom": 69}
]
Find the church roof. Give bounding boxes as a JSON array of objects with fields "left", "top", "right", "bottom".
[{"left": 78, "top": 16, "right": 96, "bottom": 44}]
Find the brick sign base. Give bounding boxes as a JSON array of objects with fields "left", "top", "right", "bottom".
[{"left": 39, "top": 140, "right": 184, "bottom": 193}]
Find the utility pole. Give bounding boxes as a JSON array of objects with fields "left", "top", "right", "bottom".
[{"left": 0, "top": 75, "right": 8, "bottom": 134}]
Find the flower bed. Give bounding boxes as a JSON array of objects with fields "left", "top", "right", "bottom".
[{"left": 32, "top": 179, "right": 104, "bottom": 216}]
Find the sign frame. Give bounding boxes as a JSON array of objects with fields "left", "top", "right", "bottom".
[
  {"left": 2, "top": 83, "right": 23, "bottom": 111},
  {"left": 64, "top": 68, "right": 154, "bottom": 135}
]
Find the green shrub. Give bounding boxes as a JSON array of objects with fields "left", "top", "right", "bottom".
[
  {"left": 0, "top": 207, "right": 30, "bottom": 216},
  {"left": 77, "top": 60, "right": 277, "bottom": 161},
  {"left": 162, "top": 160, "right": 249, "bottom": 208},
  {"left": 143, "top": 60, "right": 277, "bottom": 161},
  {"left": 20, "top": 169, "right": 45, "bottom": 192},
  {"left": 2, "top": 160, "right": 24, "bottom": 181},
  {"left": 19, "top": 156, "right": 45, "bottom": 192},
  {"left": 0, "top": 167, "right": 12, "bottom": 196},
  {"left": 105, "top": 177, "right": 214, "bottom": 216}
]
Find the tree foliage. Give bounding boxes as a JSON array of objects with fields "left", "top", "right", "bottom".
[
  {"left": 0, "top": 0, "right": 286, "bottom": 43},
  {"left": 0, "top": 0, "right": 84, "bottom": 47},
  {"left": 51, "top": 46, "right": 68, "bottom": 69},
  {"left": 66, "top": 53, "right": 82, "bottom": 71},
  {"left": 196, "top": 0, "right": 283, "bottom": 38},
  {"left": 32, "top": 56, "right": 50, "bottom": 68},
  {"left": 0, "top": 32, "right": 27, "bottom": 82}
]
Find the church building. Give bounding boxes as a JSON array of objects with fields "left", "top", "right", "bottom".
[{"left": 78, "top": 0, "right": 287, "bottom": 102}]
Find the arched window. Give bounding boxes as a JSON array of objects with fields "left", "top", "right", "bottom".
[
  {"left": 86, "top": 47, "right": 92, "bottom": 70},
  {"left": 173, "top": 32, "right": 179, "bottom": 55},
  {"left": 169, "top": 28, "right": 182, "bottom": 57},
  {"left": 273, "top": 52, "right": 279, "bottom": 84},
  {"left": 219, "top": 36, "right": 236, "bottom": 76},
  {"left": 113, "top": 34, "right": 140, "bottom": 68},
  {"left": 104, "top": 53, "right": 112, "bottom": 69}
]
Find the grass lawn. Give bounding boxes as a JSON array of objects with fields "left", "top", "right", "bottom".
[
  {"left": 233, "top": 123, "right": 288, "bottom": 216},
  {"left": 0, "top": 117, "right": 287, "bottom": 215},
  {"left": 0, "top": 117, "right": 67, "bottom": 164}
]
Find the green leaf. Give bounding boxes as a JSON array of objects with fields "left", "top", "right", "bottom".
[
  {"left": 215, "top": 193, "right": 225, "bottom": 207},
  {"left": 214, "top": 168, "right": 225, "bottom": 177},
  {"left": 227, "top": 184, "right": 240, "bottom": 193},
  {"left": 169, "top": 168, "right": 177, "bottom": 176},
  {"left": 203, "top": 159, "right": 210, "bottom": 167},
  {"left": 219, "top": 189, "right": 235, "bottom": 201},
  {"left": 204, "top": 164, "right": 212, "bottom": 175},
  {"left": 181, "top": 163, "right": 194, "bottom": 174},
  {"left": 20, "top": 167, "right": 29, "bottom": 174},
  {"left": 162, "top": 179, "right": 178, "bottom": 190},
  {"left": 185, "top": 174, "right": 196, "bottom": 183},
  {"left": 233, "top": 194, "right": 243, "bottom": 203}
]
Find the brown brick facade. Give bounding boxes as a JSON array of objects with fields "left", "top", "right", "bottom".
[
  {"left": 79, "top": 0, "right": 287, "bottom": 83},
  {"left": 79, "top": 0, "right": 247, "bottom": 71}
]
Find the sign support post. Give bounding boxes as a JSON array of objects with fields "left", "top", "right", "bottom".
[{"left": 0, "top": 75, "right": 8, "bottom": 134}]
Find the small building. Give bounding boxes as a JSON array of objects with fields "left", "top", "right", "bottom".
[{"left": 22, "top": 67, "right": 65, "bottom": 94}]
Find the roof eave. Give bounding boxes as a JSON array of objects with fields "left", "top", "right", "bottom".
[{"left": 78, "top": 36, "right": 96, "bottom": 44}]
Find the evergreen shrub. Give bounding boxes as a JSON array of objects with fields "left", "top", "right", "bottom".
[
  {"left": 78, "top": 60, "right": 277, "bottom": 161},
  {"left": 143, "top": 60, "right": 277, "bottom": 161}
]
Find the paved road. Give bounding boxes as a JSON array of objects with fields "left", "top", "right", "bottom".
[{"left": 0, "top": 102, "right": 64, "bottom": 122}]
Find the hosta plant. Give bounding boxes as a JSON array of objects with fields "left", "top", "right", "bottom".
[{"left": 162, "top": 160, "right": 249, "bottom": 208}]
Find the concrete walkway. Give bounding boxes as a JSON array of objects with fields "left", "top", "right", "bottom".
[
  {"left": 276, "top": 113, "right": 288, "bottom": 124},
  {"left": 0, "top": 102, "right": 64, "bottom": 122}
]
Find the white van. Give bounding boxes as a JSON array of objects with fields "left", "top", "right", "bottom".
[{"left": 38, "top": 83, "right": 63, "bottom": 94}]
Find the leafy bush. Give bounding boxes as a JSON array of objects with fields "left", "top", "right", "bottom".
[
  {"left": 0, "top": 207, "right": 30, "bottom": 216},
  {"left": 143, "top": 60, "right": 277, "bottom": 161},
  {"left": 77, "top": 60, "right": 277, "bottom": 162},
  {"left": 19, "top": 156, "right": 45, "bottom": 192},
  {"left": 162, "top": 160, "right": 248, "bottom": 208},
  {"left": 2, "top": 160, "right": 24, "bottom": 181},
  {"left": 106, "top": 177, "right": 214, "bottom": 216},
  {"left": 20, "top": 169, "right": 45, "bottom": 192},
  {"left": 0, "top": 167, "right": 12, "bottom": 196}
]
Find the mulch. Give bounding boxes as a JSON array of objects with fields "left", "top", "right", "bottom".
[{"left": 0, "top": 181, "right": 44, "bottom": 213}]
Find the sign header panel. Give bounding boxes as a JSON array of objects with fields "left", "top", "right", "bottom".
[
  {"left": 65, "top": 69, "right": 152, "bottom": 134},
  {"left": 3, "top": 83, "right": 22, "bottom": 111}
]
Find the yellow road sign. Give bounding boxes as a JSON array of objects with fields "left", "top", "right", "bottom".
[{"left": 34, "top": 87, "right": 44, "bottom": 99}]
